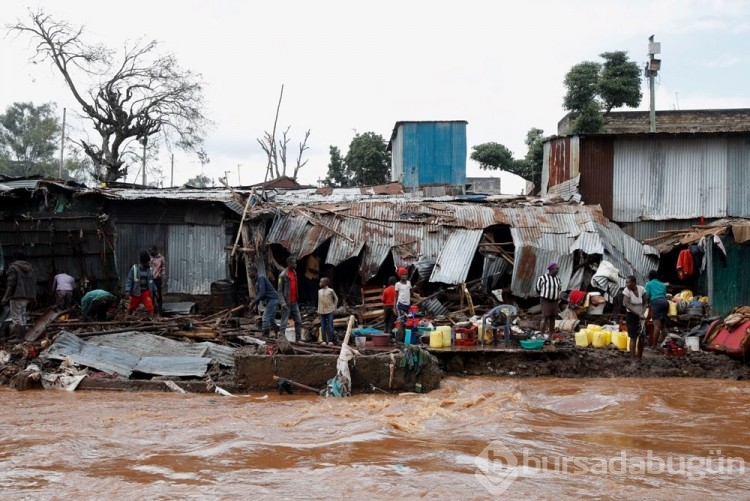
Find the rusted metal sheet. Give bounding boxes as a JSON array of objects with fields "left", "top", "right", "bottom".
[
  {"left": 511, "top": 247, "right": 574, "bottom": 298},
  {"left": 579, "top": 136, "right": 614, "bottom": 219},
  {"left": 482, "top": 255, "right": 510, "bottom": 291},
  {"left": 429, "top": 229, "right": 483, "bottom": 284},
  {"left": 546, "top": 136, "right": 572, "bottom": 188},
  {"left": 266, "top": 213, "right": 310, "bottom": 252}
]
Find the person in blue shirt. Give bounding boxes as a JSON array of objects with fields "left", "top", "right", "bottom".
[
  {"left": 248, "top": 265, "right": 281, "bottom": 337},
  {"left": 644, "top": 270, "right": 669, "bottom": 349}
]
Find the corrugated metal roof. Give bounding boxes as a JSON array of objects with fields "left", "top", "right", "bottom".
[
  {"left": 429, "top": 229, "right": 482, "bottom": 284},
  {"left": 77, "top": 187, "right": 246, "bottom": 202},
  {"left": 44, "top": 331, "right": 142, "bottom": 377},
  {"left": 482, "top": 255, "right": 510, "bottom": 291},
  {"left": 43, "top": 331, "right": 221, "bottom": 377},
  {"left": 325, "top": 218, "right": 365, "bottom": 266},
  {"left": 90, "top": 332, "right": 236, "bottom": 366}
]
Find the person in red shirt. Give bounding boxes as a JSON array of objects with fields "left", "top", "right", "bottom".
[
  {"left": 382, "top": 276, "right": 397, "bottom": 335},
  {"left": 278, "top": 256, "right": 303, "bottom": 341}
]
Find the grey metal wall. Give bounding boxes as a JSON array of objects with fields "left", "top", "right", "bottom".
[
  {"left": 613, "top": 136, "right": 729, "bottom": 222},
  {"left": 167, "top": 224, "right": 228, "bottom": 295}
]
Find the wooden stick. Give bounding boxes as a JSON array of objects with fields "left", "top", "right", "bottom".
[{"left": 273, "top": 375, "right": 321, "bottom": 394}]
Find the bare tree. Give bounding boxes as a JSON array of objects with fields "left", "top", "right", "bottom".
[
  {"left": 9, "top": 10, "right": 211, "bottom": 182},
  {"left": 256, "top": 85, "right": 310, "bottom": 181}
]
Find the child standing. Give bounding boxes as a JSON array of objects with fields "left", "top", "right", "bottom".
[
  {"left": 382, "top": 276, "right": 397, "bottom": 335},
  {"left": 318, "top": 277, "right": 338, "bottom": 345}
]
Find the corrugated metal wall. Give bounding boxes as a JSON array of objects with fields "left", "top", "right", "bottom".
[
  {"left": 727, "top": 137, "right": 750, "bottom": 217},
  {"left": 167, "top": 225, "right": 228, "bottom": 295},
  {"left": 390, "top": 131, "right": 404, "bottom": 184},
  {"left": 545, "top": 134, "right": 750, "bottom": 222},
  {"left": 115, "top": 223, "right": 227, "bottom": 295},
  {"left": 710, "top": 236, "right": 750, "bottom": 315},
  {"left": 430, "top": 229, "right": 482, "bottom": 284},
  {"left": 579, "top": 137, "right": 614, "bottom": 219},
  {"left": 613, "top": 137, "right": 729, "bottom": 222},
  {"left": 396, "top": 122, "right": 466, "bottom": 188}
]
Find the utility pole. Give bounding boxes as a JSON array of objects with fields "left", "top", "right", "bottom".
[
  {"left": 141, "top": 136, "right": 147, "bottom": 186},
  {"left": 646, "top": 35, "right": 661, "bottom": 133},
  {"left": 170, "top": 153, "right": 174, "bottom": 188},
  {"left": 237, "top": 164, "right": 242, "bottom": 186},
  {"left": 59, "top": 107, "right": 66, "bottom": 178}
]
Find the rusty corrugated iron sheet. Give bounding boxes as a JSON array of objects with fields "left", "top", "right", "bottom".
[
  {"left": 262, "top": 199, "right": 657, "bottom": 291},
  {"left": 578, "top": 136, "right": 614, "bottom": 219}
]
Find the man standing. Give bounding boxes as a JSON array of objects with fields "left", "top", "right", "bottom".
[
  {"left": 278, "top": 256, "right": 303, "bottom": 341},
  {"left": 52, "top": 270, "right": 76, "bottom": 310},
  {"left": 125, "top": 251, "right": 156, "bottom": 316},
  {"left": 382, "top": 276, "right": 397, "bottom": 335},
  {"left": 394, "top": 267, "right": 412, "bottom": 341},
  {"left": 535, "top": 262, "right": 562, "bottom": 338},
  {"left": 1, "top": 250, "right": 36, "bottom": 340},
  {"left": 248, "top": 265, "right": 281, "bottom": 337},
  {"left": 148, "top": 245, "right": 166, "bottom": 315}
]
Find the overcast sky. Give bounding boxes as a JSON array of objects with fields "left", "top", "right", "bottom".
[{"left": 2, "top": 0, "right": 749, "bottom": 192}]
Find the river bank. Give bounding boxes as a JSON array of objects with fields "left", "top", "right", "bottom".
[{"left": 432, "top": 345, "right": 750, "bottom": 379}]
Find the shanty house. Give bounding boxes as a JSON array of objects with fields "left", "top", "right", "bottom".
[
  {"left": 388, "top": 121, "right": 467, "bottom": 189},
  {"left": 543, "top": 109, "right": 750, "bottom": 314}
]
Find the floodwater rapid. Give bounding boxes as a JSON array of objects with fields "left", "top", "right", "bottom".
[{"left": 1, "top": 377, "right": 748, "bottom": 500}]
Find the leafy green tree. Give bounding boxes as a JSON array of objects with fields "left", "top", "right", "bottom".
[
  {"left": 470, "top": 127, "right": 546, "bottom": 191},
  {"left": 345, "top": 132, "right": 391, "bottom": 186},
  {"left": 323, "top": 146, "right": 352, "bottom": 187},
  {"left": 0, "top": 102, "right": 60, "bottom": 177},
  {"left": 185, "top": 174, "right": 213, "bottom": 188},
  {"left": 523, "top": 128, "right": 545, "bottom": 189},
  {"left": 11, "top": 11, "right": 210, "bottom": 182},
  {"left": 563, "top": 51, "right": 642, "bottom": 134},
  {"left": 324, "top": 132, "right": 391, "bottom": 187}
]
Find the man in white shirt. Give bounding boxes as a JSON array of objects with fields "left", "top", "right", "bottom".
[{"left": 52, "top": 271, "right": 76, "bottom": 310}]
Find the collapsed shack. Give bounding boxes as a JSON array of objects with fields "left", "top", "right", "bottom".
[{"left": 237, "top": 186, "right": 659, "bottom": 326}]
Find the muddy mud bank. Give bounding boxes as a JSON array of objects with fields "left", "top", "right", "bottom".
[{"left": 432, "top": 347, "right": 750, "bottom": 379}]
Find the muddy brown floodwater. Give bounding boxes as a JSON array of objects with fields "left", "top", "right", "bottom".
[{"left": 1, "top": 377, "right": 748, "bottom": 500}]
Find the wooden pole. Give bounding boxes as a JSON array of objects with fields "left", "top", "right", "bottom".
[{"left": 273, "top": 375, "right": 320, "bottom": 394}]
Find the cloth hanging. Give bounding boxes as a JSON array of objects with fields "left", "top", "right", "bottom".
[
  {"left": 676, "top": 249, "right": 694, "bottom": 280},
  {"left": 713, "top": 235, "right": 728, "bottom": 268}
]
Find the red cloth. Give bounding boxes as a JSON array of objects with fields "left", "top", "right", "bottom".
[
  {"left": 288, "top": 270, "right": 298, "bottom": 303},
  {"left": 676, "top": 249, "right": 694, "bottom": 280},
  {"left": 382, "top": 285, "right": 396, "bottom": 307},
  {"left": 568, "top": 290, "right": 587, "bottom": 307}
]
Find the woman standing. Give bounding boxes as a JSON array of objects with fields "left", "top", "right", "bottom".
[
  {"left": 623, "top": 275, "right": 646, "bottom": 362},
  {"left": 644, "top": 270, "right": 669, "bottom": 349}
]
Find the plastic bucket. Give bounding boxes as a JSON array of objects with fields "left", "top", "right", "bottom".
[{"left": 685, "top": 336, "right": 700, "bottom": 352}]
